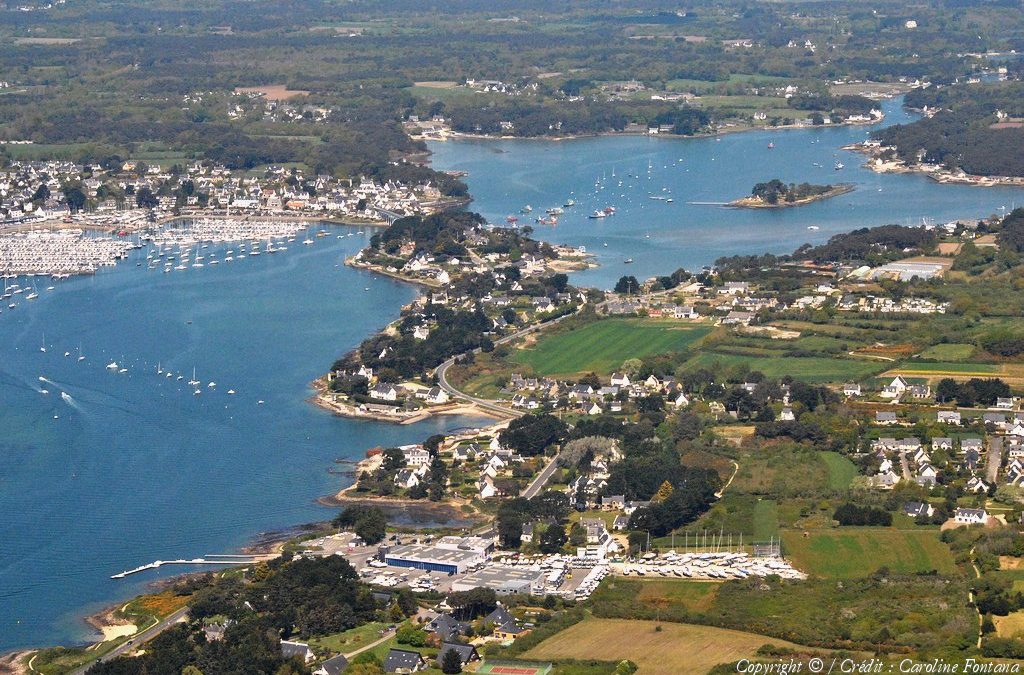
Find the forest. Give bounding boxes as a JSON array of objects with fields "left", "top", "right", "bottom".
[{"left": 748, "top": 179, "right": 837, "bottom": 205}]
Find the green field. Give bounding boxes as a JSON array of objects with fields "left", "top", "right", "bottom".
[
  {"left": 781, "top": 528, "right": 956, "bottom": 578},
  {"left": 918, "top": 344, "right": 977, "bottom": 361},
  {"left": 511, "top": 319, "right": 710, "bottom": 376},
  {"left": 683, "top": 352, "right": 883, "bottom": 383},
  {"left": 820, "top": 452, "right": 858, "bottom": 490},
  {"left": 730, "top": 446, "right": 834, "bottom": 498}
]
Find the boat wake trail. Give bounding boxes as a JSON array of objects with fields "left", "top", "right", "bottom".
[{"left": 59, "top": 391, "right": 81, "bottom": 411}]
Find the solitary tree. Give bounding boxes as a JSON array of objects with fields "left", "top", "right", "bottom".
[
  {"left": 614, "top": 275, "right": 640, "bottom": 295},
  {"left": 441, "top": 648, "right": 463, "bottom": 674},
  {"left": 538, "top": 524, "right": 567, "bottom": 554}
]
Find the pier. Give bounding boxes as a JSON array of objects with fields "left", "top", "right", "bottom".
[{"left": 111, "top": 554, "right": 264, "bottom": 579}]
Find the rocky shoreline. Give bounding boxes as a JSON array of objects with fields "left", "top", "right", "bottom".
[{"left": 844, "top": 143, "right": 1024, "bottom": 187}]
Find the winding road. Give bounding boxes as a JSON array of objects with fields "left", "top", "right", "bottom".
[
  {"left": 434, "top": 304, "right": 585, "bottom": 417},
  {"left": 71, "top": 606, "right": 189, "bottom": 675},
  {"left": 434, "top": 304, "right": 597, "bottom": 498}
]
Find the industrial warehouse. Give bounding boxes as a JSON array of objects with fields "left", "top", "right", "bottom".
[
  {"left": 450, "top": 567, "right": 546, "bottom": 595},
  {"left": 381, "top": 536, "right": 494, "bottom": 574}
]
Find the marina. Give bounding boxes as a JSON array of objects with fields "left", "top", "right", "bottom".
[
  {"left": 0, "top": 218, "right": 318, "bottom": 280},
  {"left": 0, "top": 228, "right": 488, "bottom": 653},
  {"left": 4, "top": 94, "right": 1024, "bottom": 654},
  {"left": 0, "top": 229, "right": 137, "bottom": 276}
]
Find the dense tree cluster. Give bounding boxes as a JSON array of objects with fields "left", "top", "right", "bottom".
[
  {"left": 499, "top": 414, "right": 568, "bottom": 457},
  {"left": 832, "top": 503, "right": 893, "bottom": 526},
  {"left": 934, "top": 377, "right": 1011, "bottom": 407},
  {"left": 793, "top": 225, "right": 937, "bottom": 264},
  {"left": 332, "top": 505, "right": 388, "bottom": 544},
  {"left": 996, "top": 208, "right": 1024, "bottom": 254},
  {"left": 496, "top": 491, "right": 571, "bottom": 549},
  {"left": 86, "top": 622, "right": 309, "bottom": 675},
  {"left": 750, "top": 179, "right": 835, "bottom": 205}
]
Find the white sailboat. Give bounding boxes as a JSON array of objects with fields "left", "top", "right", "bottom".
[{"left": 188, "top": 367, "right": 200, "bottom": 387}]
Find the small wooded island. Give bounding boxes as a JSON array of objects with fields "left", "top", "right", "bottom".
[{"left": 730, "top": 178, "right": 854, "bottom": 208}]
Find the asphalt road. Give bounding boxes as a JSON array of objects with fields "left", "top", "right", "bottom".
[
  {"left": 72, "top": 606, "right": 189, "bottom": 675},
  {"left": 434, "top": 306, "right": 590, "bottom": 499},
  {"left": 434, "top": 304, "right": 586, "bottom": 417},
  {"left": 520, "top": 452, "right": 562, "bottom": 499}
]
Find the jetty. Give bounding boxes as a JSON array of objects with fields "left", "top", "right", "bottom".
[{"left": 111, "top": 554, "right": 263, "bottom": 579}]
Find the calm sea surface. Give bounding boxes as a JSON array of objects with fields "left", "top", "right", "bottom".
[
  {"left": 428, "top": 97, "right": 1024, "bottom": 288},
  {"left": 0, "top": 232, "right": 486, "bottom": 651},
  {"left": 3, "top": 94, "right": 1024, "bottom": 652}
]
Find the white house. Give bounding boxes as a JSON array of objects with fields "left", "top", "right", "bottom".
[
  {"left": 610, "top": 372, "right": 631, "bottom": 387},
  {"left": 966, "top": 477, "right": 990, "bottom": 493},
  {"left": 401, "top": 445, "right": 431, "bottom": 466},
  {"left": 281, "top": 641, "right": 314, "bottom": 664},
  {"left": 880, "top": 376, "right": 909, "bottom": 399},
  {"left": 395, "top": 469, "right": 421, "bottom": 489},
  {"left": 478, "top": 476, "right": 497, "bottom": 499},
  {"left": 370, "top": 384, "right": 399, "bottom": 401},
  {"left": 954, "top": 508, "right": 988, "bottom": 525},
  {"left": 426, "top": 386, "right": 449, "bottom": 404}
]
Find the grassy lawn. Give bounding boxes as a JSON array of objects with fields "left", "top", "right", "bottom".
[
  {"left": 684, "top": 352, "right": 883, "bottom": 383},
  {"left": 524, "top": 617, "right": 813, "bottom": 675},
  {"left": 918, "top": 344, "right": 976, "bottom": 361},
  {"left": 310, "top": 621, "right": 389, "bottom": 654},
  {"left": 408, "top": 85, "right": 480, "bottom": 100},
  {"left": 820, "top": 452, "right": 858, "bottom": 490},
  {"left": 781, "top": 528, "right": 956, "bottom": 578},
  {"left": 752, "top": 499, "right": 780, "bottom": 541},
  {"left": 511, "top": 319, "right": 710, "bottom": 377}
]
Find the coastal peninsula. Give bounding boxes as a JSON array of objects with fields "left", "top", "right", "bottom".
[{"left": 729, "top": 179, "right": 854, "bottom": 208}]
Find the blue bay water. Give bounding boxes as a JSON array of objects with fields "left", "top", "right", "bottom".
[
  {"left": 0, "top": 231, "right": 486, "bottom": 652},
  {"left": 5, "top": 94, "right": 1024, "bottom": 654},
  {"left": 428, "top": 97, "right": 1024, "bottom": 288}
]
